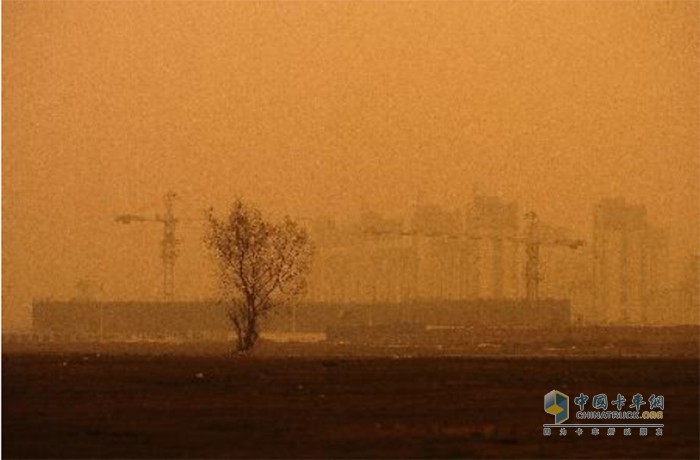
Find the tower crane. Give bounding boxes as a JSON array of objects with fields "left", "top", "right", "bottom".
[
  {"left": 115, "top": 191, "right": 180, "bottom": 302},
  {"left": 361, "top": 210, "right": 584, "bottom": 305},
  {"left": 523, "top": 211, "right": 584, "bottom": 305}
]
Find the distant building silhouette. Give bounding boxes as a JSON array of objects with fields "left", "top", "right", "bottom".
[
  {"left": 308, "top": 195, "right": 542, "bottom": 304},
  {"left": 305, "top": 196, "right": 684, "bottom": 325},
  {"left": 593, "top": 198, "right": 669, "bottom": 324}
]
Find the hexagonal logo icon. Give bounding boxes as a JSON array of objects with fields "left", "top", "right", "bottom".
[{"left": 544, "top": 390, "right": 569, "bottom": 424}]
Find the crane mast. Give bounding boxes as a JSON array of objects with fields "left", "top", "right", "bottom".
[
  {"left": 524, "top": 211, "right": 541, "bottom": 305},
  {"left": 160, "top": 192, "right": 178, "bottom": 302}
]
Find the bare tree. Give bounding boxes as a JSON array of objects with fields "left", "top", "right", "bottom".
[{"left": 206, "top": 200, "right": 313, "bottom": 353}]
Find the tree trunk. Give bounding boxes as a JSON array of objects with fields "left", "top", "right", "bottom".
[{"left": 233, "top": 301, "right": 259, "bottom": 353}]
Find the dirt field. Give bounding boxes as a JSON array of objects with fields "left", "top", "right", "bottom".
[{"left": 3, "top": 355, "right": 698, "bottom": 459}]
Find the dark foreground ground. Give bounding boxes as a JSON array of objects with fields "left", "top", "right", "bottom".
[{"left": 3, "top": 354, "right": 699, "bottom": 459}]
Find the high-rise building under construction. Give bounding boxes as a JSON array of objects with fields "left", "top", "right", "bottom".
[{"left": 593, "top": 198, "right": 669, "bottom": 324}]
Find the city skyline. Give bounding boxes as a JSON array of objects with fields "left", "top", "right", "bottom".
[{"left": 11, "top": 191, "right": 698, "bottom": 328}]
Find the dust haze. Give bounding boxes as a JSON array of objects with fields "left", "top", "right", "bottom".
[
  {"left": 4, "top": 3, "right": 700, "bottom": 459},
  {"left": 3, "top": 1, "right": 698, "bottom": 330}
]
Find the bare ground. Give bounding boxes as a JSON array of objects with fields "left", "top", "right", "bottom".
[{"left": 3, "top": 355, "right": 698, "bottom": 459}]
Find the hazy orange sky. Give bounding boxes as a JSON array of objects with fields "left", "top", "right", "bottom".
[{"left": 3, "top": 1, "right": 698, "bottom": 330}]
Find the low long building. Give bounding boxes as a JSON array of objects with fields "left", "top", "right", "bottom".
[{"left": 31, "top": 299, "right": 571, "bottom": 341}]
